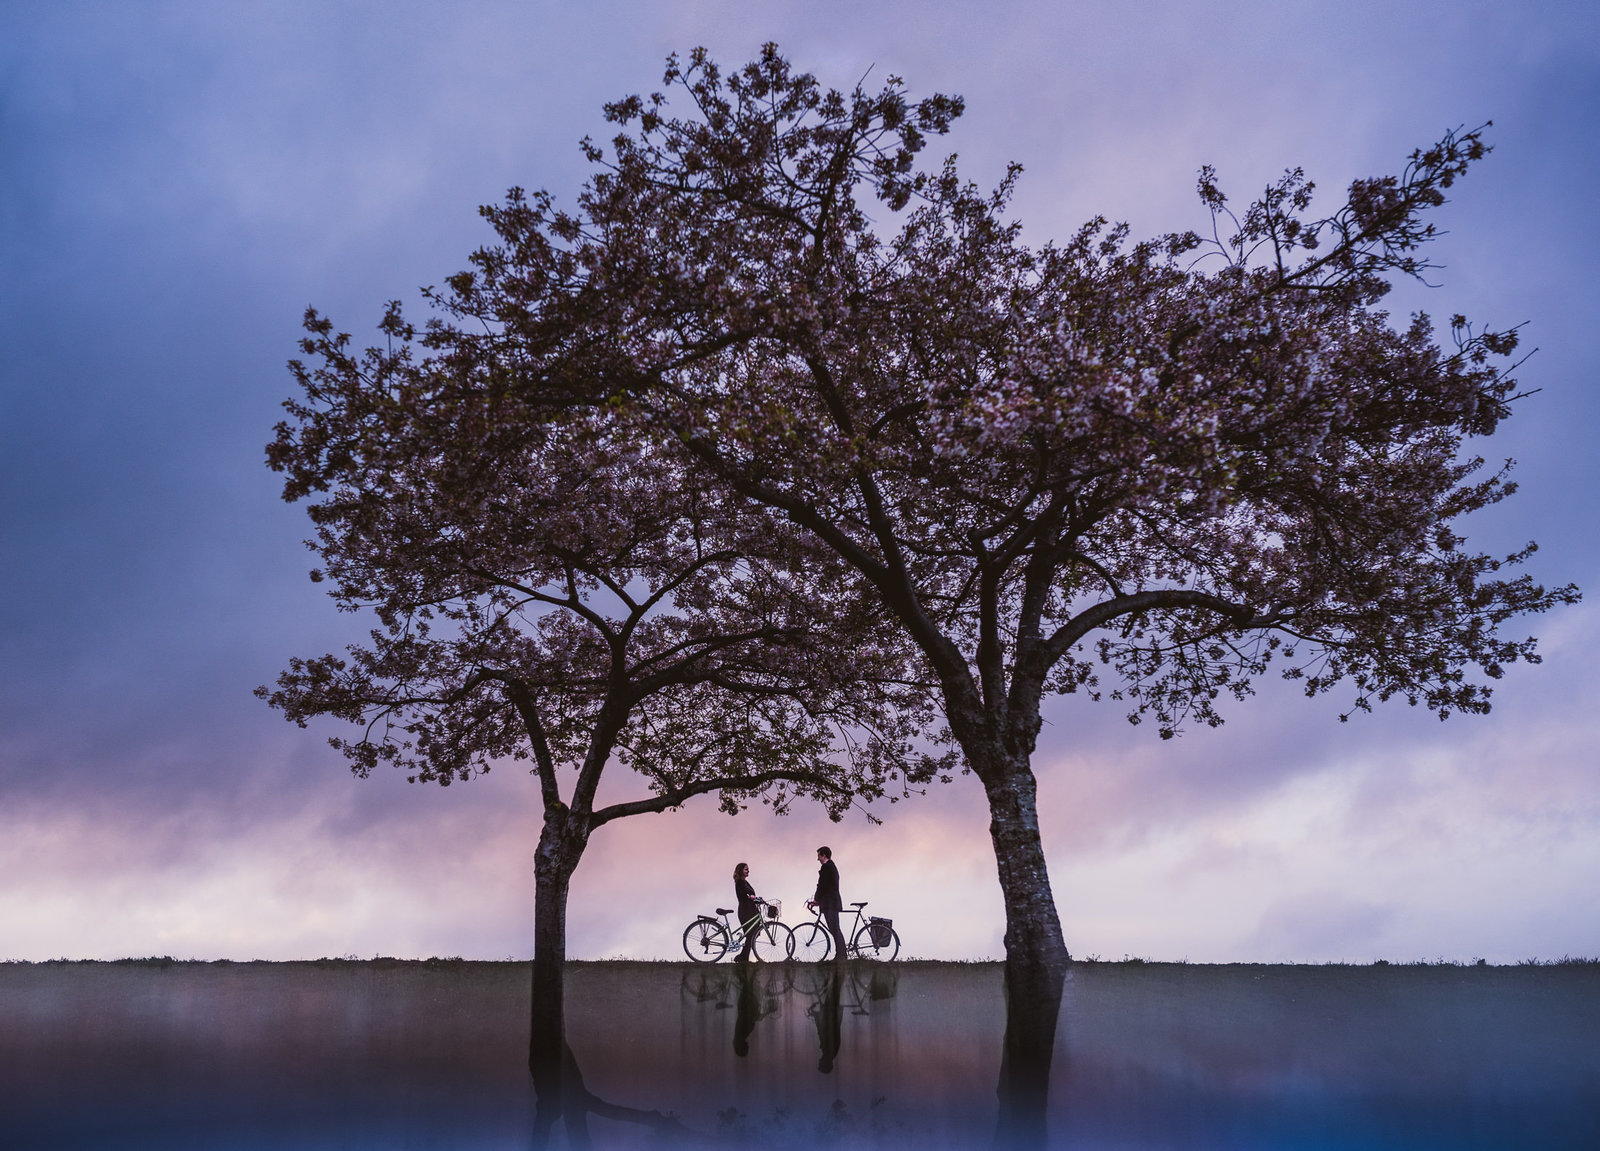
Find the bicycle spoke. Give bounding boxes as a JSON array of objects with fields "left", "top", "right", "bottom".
[
  {"left": 682, "top": 919, "right": 730, "bottom": 963},
  {"left": 791, "top": 921, "right": 833, "bottom": 962},
  {"left": 752, "top": 921, "right": 792, "bottom": 963},
  {"left": 851, "top": 921, "right": 900, "bottom": 962}
]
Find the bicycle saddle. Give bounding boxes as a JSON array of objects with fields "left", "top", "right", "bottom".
[
  {"left": 851, "top": 901, "right": 868, "bottom": 907},
  {"left": 716, "top": 907, "right": 735, "bottom": 915}
]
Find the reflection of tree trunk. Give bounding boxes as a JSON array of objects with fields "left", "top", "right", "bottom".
[
  {"left": 530, "top": 1041, "right": 695, "bottom": 1149},
  {"left": 531, "top": 1043, "right": 590, "bottom": 1149},
  {"left": 530, "top": 805, "right": 586, "bottom": 1086},
  {"left": 995, "top": 956, "right": 1065, "bottom": 1150},
  {"left": 530, "top": 966, "right": 696, "bottom": 1149}
]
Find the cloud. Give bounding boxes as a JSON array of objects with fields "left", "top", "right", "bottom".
[
  {"left": 1247, "top": 893, "right": 1397, "bottom": 960},
  {"left": 1, "top": 0, "right": 1597, "bottom": 962}
]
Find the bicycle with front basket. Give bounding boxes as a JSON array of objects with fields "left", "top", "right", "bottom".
[
  {"left": 791, "top": 900, "right": 900, "bottom": 961},
  {"left": 682, "top": 898, "right": 793, "bottom": 963}
]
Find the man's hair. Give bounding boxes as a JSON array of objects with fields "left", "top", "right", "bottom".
[{"left": 816, "top": 846, "right": 832, "bottom": 859}]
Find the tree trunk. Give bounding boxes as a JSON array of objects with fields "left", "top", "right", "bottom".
[
  {"left": 939, "top": 672, "right": 1070, "bottom": 976},
  {"left": 945, "top": 695, "right": 1070, "bottom": 1145},
  {"left": 983, "top": 758, "right": 1071, "bottom": 973},
  {"left": 529, "top": 805, "right": 586, "bottom": 1088}
]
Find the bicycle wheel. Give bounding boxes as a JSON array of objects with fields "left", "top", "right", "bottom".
[
  {"left": 751, "top": 920, "right": 793, "bottom": 963},
  {"left": 682, "top": 918, "right": 731, "bottom": 963},
  {"left": 850, "top": 921, "right": 900, "bottom": 961},
  {"left": 791, "top": 921, "right": 833, "bottom": 962}
]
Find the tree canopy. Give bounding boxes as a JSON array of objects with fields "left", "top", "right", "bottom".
[
  {"left": 400, "top": 46, "right": 1575, "bottom": 975},
  {"left": 269, "top": 45, "right": 1578, "bottom": 989},
  {"left": 262, "top": 303, "right": 928, "bottom": 819}
]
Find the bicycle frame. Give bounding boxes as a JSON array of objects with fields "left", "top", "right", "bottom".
[
  {"left": 791, "top": 901, "right": 900, "bottom": 961},
  {"left": 682, "top": 899, "right": 793, "bottom": 963}
]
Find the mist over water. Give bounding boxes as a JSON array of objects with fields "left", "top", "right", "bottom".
[{"left": 2, "top": 960, "right": 1596, "bottom": 1148}]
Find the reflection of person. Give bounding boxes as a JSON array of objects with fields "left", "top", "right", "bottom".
[
  {"left": 732, "top": 962, "right": 759, "bottom": 1057},
  {"left": 806, "top": 846, "right": 846, "bottom": 960},
  {"left": 733, "top": 862, "right": 762, "bottom": 962},
  {"left": 814, "top": 963, "right": 844, "bottom": 1072}
]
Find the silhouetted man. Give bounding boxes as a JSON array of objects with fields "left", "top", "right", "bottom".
[{"left": 807, "top": 845, "right": 847, "bottom": 960}]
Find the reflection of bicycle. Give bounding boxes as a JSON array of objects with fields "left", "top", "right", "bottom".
[
  {"left": 679, "top": 964, "right": 790, "bottom": 1017},
  {"left": 791, "top": 900, "right": 900, "bottom": 961},
  {"left": 679, "top": 965, "right": 733, "bottom": 1006},
  {"left": 793, "top": 957, "right": 900, "bottom": 1008},
  {"left": 682, "top": 898, "right": 793, "bottom": 963}
]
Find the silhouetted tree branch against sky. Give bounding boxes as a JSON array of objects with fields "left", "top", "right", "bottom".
[
  {"left": 277, "top": 43, "right": 1577, "bottom": 981},
  {"left": 259, "top": 303, "right": 934, "bottom": 1077}
]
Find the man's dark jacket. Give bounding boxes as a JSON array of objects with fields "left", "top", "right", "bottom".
[{"left": 813, "top": 859, "right": 842, "bottom": 912}]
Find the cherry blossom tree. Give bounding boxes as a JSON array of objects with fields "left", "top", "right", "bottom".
[
  {"left": 411, "top": 47, "right": 1578, "bottom": 994},
  {"left": 259, "top": 305, "right": 931, "bottom": 1079}
]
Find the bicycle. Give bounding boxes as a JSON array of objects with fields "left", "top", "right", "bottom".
[
  {"left": 681, "top": 898, "right": 793, "bottom": 963},
  {"left": 791, "top": 900, "right": 900, "bottom": 961}
]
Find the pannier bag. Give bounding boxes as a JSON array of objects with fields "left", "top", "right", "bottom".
[{"left": 869, "top": 916, "right": 893, "bottom": 947}]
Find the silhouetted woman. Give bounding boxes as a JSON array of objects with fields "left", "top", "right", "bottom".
[{"left": 733, "top": 862, "right": 763, "bottom": 962}]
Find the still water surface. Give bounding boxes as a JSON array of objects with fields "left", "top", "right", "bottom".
[{"left": 2, "top": 959, "right": 1596, "bottom": 1148}]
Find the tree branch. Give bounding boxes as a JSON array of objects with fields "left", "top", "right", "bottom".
[
  {"left": 590, "top": 767, "right": 847, "bottom": 826},
  {"left": 468, "top": 668, "right": 564, "bottom": 809},
  {"left": 1044, "top": 589, "right": 1261, "bottom": 666}
]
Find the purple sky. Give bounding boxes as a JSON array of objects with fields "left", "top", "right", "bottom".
[{"left": 2, "top": 1, "right": 1596, "bottom": 963}]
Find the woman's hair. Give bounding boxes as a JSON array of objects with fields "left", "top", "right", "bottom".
[{"left": 733, "top": 862, "right": 749, "bottom": 879}]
